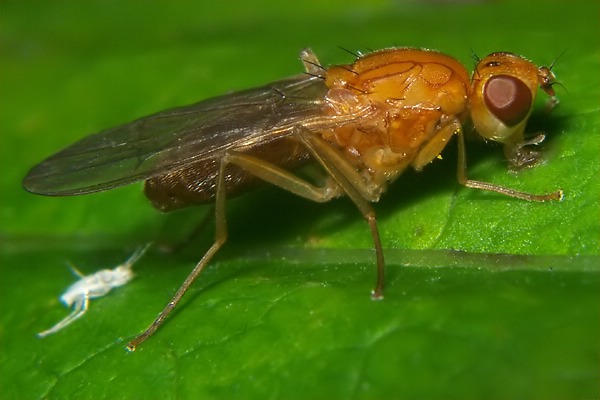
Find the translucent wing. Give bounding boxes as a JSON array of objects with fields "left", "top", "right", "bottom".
[{"left": 23, "top": 75, "right": 331, "bottom": 196}]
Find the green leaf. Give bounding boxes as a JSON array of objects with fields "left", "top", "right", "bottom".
[{"left": 1, "top": 1, "right": 598, "bottom": 399}]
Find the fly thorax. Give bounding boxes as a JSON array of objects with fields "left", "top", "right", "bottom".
[{"left": 324, "top": 87, "right": 371, "bottom": 117}]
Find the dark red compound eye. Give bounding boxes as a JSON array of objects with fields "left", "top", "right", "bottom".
[{"left": 484, "top": 75, "right": 532, "bottom": 127}]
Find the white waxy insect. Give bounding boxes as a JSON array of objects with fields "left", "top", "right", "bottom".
[{"left": 37, "top": 244, "right": 151, "bottom": 338}]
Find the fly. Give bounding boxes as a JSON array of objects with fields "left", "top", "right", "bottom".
[{"left": 23, "top": 48, "right": 563, "bottom": 351}]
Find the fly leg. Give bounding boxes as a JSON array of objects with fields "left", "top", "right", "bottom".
[
  {"left": 226, "top": 148, "right": 386, "bottom": 298},
  {"left": 37, "top": 294, "right": 89, "bottom": 337},
  {"left": 126, "top": 150, "right": 344, "bottom": 351},
  {"left": 456, "top": 128, "right": 563, "bottom": 201},
  {"left": 126, "top": 159, "right": 230, "bottom": 351},
  {"left": 295, "top": 128, "right": 386, "bottom": 300}
]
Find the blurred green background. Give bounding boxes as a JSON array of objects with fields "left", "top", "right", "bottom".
[{"left": 1, "top": 1, "right": 598, "bottom": 399}]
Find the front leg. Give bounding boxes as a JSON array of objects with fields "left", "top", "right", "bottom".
[{"left": 456, "top": 129, "right": 563, "bottom": 201}]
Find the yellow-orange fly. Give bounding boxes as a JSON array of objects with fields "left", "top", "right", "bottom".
[{"left": 23, "top": 48, "right": 563, "bottom": 351}]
